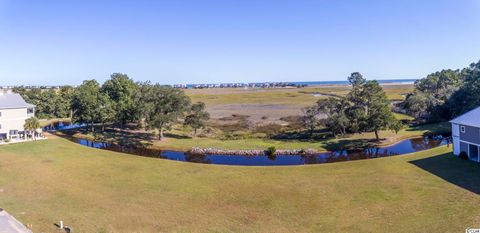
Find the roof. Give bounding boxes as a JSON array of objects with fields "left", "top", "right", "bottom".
[
  {"left": 450, "top": 106, "right": 480, "bottom": 127},
  {"left": 0, "top": 94, "right": 35, "bottom": 109}
]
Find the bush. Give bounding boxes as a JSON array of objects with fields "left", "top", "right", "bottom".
[
  {"left": 459, "top": 151, "right": 468, "bottom": 160},
  {"left": 217, "top": 131, "right": 249, "bottom": 140},
  {"left": 265, "top": 146, "right": 276, "bottom": 156},
  {"left": 253, "top": 123, "right": 282, "bottom": 137}
]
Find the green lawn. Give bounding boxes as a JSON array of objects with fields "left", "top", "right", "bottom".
[{"left": 0, "top": 138, "right": 478, "bottom": 232}]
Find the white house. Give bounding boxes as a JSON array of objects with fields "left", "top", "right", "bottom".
[
  {"left": 0, "top": 92, "right": 36, "bottom": 141},
  {"left": 450, "top": 106, "right": 480, "bottom": 162}
]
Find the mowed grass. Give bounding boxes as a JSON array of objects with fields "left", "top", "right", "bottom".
[{"left": 0, "top": 138, "right": 478, "bottom": 232}]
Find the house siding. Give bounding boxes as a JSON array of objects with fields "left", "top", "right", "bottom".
[
  {"left": 0, "top": 108, "right": 32, "bottom": 138},
  {"left": 459, "top": 124, "right": 480, "bottom": 145},
  {"left": 460, "top": 141, "right": 468, "bottom": 154}
]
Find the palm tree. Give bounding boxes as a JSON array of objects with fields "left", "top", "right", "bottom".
[{"left": 24, "top": 117, "right": 40, "bottom": 140}]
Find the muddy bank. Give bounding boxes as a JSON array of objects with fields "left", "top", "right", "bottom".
[{"left": 189, "top": 147, "right": 319, "bottom": 156}]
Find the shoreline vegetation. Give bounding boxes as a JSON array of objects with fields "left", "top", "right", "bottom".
[{"left": 51, "top": 121, "right": 450, "bottom": 154}]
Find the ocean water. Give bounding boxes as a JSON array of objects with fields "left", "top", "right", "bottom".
[
  {"left": 290, "top": 79, "right": 417, "bottom": 86},
  {"left": 182, "top": 79, "right": 417, "bottom": 88}
]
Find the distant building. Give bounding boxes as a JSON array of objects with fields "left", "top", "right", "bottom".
[
  {"left": 450, "top": 107, "right": 480, "bottom": 161},
  {"left": 0, "top": 91, "right": 36, "bottom": 140}
]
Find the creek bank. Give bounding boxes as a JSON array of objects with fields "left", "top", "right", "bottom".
[{"left": 189, "top": 147, "right": 319, "bottom": 156}]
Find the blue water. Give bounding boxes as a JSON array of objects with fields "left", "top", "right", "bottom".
[
  {"left": 74, "top": 135, "right": 449, "bottom": 166},
  {"left": 290, "top": 79, "right": 417, "bottom": 86},
  {"left": 43, "top": 121, "right": 87, "bottom": 131}
]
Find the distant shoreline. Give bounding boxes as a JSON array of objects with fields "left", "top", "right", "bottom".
[{"left": 176, "top": 79, "right": 417, "bottom": 89}]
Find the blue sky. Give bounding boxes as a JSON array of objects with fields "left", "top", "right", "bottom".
[{"left": 0, "top": 0, "right": 479, "bottom": 85}]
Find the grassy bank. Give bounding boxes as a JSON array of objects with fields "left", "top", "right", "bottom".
[
  {"left": 163, "top": 122, "right": 450, "bottom": 151},
  {"left": 39, "top": 118, "right": 71, "bottom": 127},
  {"left": 0, "top": 138, "right": 478, "bottom": 232}
]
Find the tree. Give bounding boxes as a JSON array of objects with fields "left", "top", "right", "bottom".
[
  {"left": 38, "top": 89, "right": 57, "bottom": 118},
  {"left": 184, "top": 102, "right": 210, "bottom": 137},
  {"left": 317, "top": 97, "right": 350, "bottom": 136},
  {"left": 403, "top": 92, "right": 428, "bottom": 119},
  {"left": 403, "top": 69, "right": 462, "bottom": 122},
  {"left": 300, "top": 105, "right": 320, "bottom": 137},
  {"left": 346, "top": 72, "right": 367, "bottom": 133},
  {"left": 71, "top": 80, "right": 113, "bottom": 132},
  {"left": 55, "top": 86, "right": 75, "bottom": 118},
  {"left": 101, "top": 73, "right": 138, "bottom": 127},
  {"left": 14, "top": 86, "right": 74, "bottom": 119},
  {"left": 24, "top": 117, "right": 40, "bottom": 140},
  {"left": 449, "top": 61, "right": 480, "bottom": 117},
  {"left": 133, "top": 81, "right": 155, "bottom": 129},
  {"left": 96, "top": 93, "right": 115, "bottom": 131},
  {"left": 361, "top": 81, "right": 400, "bottom": 141},
  {"left": 142, "top": 84, "right": 191, "bottom": 140},
  {"left": 347, "top": 72, "right": 366, "bottom": 104}
]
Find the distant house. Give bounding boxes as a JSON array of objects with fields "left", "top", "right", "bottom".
[
  {"left": 0, "top": 92, "right": 36, "bottom": 141},
  {"left": 450, "top": 107, "right": 480, "bottom": 161}
]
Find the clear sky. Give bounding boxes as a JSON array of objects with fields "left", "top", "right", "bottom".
[{"left": 0, "top": 0, "right": 479, "bottom": 85}]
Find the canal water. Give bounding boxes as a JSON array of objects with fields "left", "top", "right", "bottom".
[
  {"left": 73, "top": 136, "right": 449, "bottom": 166},
  {"left": 45, "top": 121, "right": 450, "bottom": 166}
]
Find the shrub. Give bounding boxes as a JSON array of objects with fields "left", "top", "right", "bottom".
[
  {"left": 217, "top": 131, "right": 249, "bottom": 140},
  {"left": 459, "top": 151, "right": 468, "bottom": 160},
  {"left": 251, "top": 133, "right": 268, "bottom": 139},
  {"left": 265, "top": 146, "right": 276, "bottom": 156},
  {"left": 253, "top": 123, "right": 282, "bottom": 137}
]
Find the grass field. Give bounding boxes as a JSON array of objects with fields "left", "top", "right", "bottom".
[{"left": 0, "top": 138, "right": 478, "bottom": 232}]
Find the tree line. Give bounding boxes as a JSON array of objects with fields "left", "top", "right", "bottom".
[
  {"left": 301, "top": 72, "right": 401, "bottom": 141},
  {"left": 13, "top": 86, "right": 74, "bottom": 119},
  {"left": 402, "top": 60, "right": 480, "bottom": 122},
  {"left": 15, "top": 73, "right": 210, "bottom": 140}
]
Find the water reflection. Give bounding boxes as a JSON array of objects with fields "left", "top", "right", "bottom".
[
  {"left": 71, "top": 134, "right": 449, "bottom": 166},
  {"left": 43, "top": 121, "right": 86, "bottom": 131},
  {"left": 184, "top": 153, "right": 211, "bottom": 164}
]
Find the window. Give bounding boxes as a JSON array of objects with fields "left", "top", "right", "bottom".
[
  {"left": 0, "top": 112, "right": 2, "bottom": 117},
  {"left": 461, "top": 126, "right": 466, "bottom": 133},
  {"left": 0, "top": 124, "right": 2, "bottom": 129},
  {"left": 27, "top": 108, "right": 34, "bottom": 114}
]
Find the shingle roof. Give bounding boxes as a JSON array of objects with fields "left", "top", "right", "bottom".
[
  {"left": 450, "top": 107, "right": 480, "bottom": 127},
  {"left": 0, "top": 93, "right": 35, "bottom": 109}
]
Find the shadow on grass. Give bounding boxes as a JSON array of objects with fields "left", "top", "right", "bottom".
[
  {"left": 405, "top": 122, "right": 451, "bottom": 136},
  {"left": 59, "top": 126, "right": 155, "bottom": 149},
  {"left": 322, "top": 139, "right": 379, "bottom": 151},
  {"left": 164, "top": 133, "right": 191, "bottom": 139},
  {"left": 409, "top": 152, "right": 480, "bottom": 194},
  {"left": 271, "top": 129, "right": 332, "bottom": 141}
]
